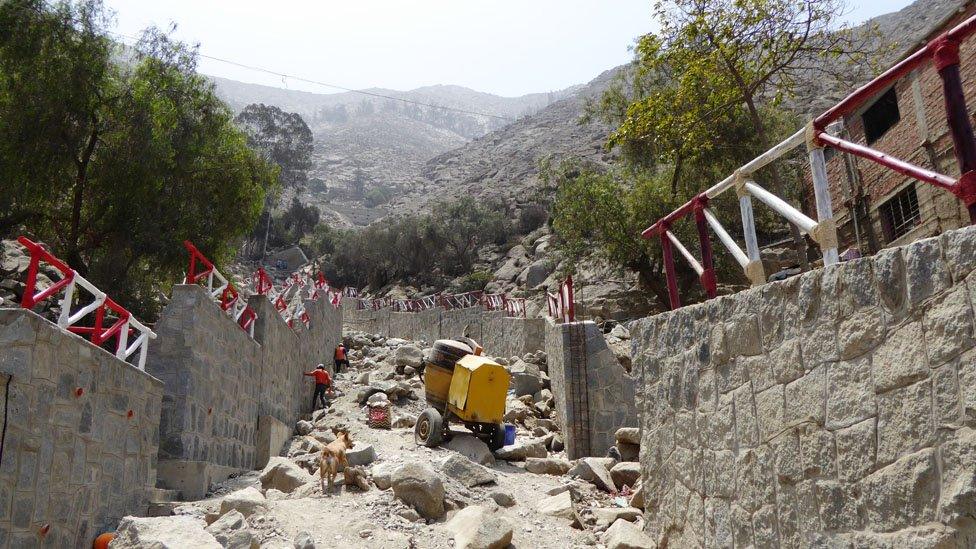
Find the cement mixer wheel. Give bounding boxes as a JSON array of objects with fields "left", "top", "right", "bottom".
[{"left": 415, "top": 407, "right": 444, "bottom": 447}]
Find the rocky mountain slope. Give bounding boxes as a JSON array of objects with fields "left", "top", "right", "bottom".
[{"left": 211, "top": 78, "right": 577, "bottom": 226}]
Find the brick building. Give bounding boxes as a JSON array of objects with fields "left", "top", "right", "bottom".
[{"left": 812, "top": 1, "right": 975, "bottom": 254}]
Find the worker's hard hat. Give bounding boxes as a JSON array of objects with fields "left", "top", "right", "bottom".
[{"left": 316, "top": 364, "right": 325, "bottom": 369}]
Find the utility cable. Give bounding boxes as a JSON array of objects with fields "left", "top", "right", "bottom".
[{"left": 107, "top": 31, "right": 516, "bottom": 122}]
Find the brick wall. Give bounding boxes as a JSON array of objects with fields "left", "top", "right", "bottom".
[
  {"left": 0, "top": 309, "right": 163, "bottom": 547},
  {"left": 342, "top": 303, "right": 544, "bottom": 358},
  {"left": 631, "top": 224, "right": 976, "bottom": 547},
  {"left": 545, "top": 319, "right": 638, "bottom": 459}
]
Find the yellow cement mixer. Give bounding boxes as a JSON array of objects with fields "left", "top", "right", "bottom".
[{"left": 415, "top": 338, "right": 510, "bottom": 450}]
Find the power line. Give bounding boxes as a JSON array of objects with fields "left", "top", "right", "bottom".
[{"left": 108, "top": 31, "right": 515, "bottom": 122}]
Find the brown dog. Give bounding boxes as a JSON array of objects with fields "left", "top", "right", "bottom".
[{"left": 319, "top": 429, "right": 353, "bottom": 493}]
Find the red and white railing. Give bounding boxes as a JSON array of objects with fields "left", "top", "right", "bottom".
[
  {"left": 546, "top": 276, "right": 574, "bottom": 323},
  {"left": 184, "top": 241, "right": 257, "bottom": 337},
  {"left": 642, "top": 12, "right": 976, "bottom": 310},
  {"left": 505, "top": 297, "right": 527, "bottom": 318},
  {"left": 15, "top": 237, "right": 156, "bottom": 370},
  {"left": 441, "top": 291, "right": 483, "bottom": 310},
  {"left": 251, "top": 267, "right": 342, "bottom": 328}
]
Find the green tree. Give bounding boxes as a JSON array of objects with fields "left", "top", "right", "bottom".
[{"left": 0, "top": 0, "right": 277, "bottom": 317}]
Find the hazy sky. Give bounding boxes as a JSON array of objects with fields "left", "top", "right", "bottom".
[{"left": 104, "top": 0, "right": 916, "bottom": 97}]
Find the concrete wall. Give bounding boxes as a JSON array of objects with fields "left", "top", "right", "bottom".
[
  {"left": 343, "top": 303, "right": 544, "bottom": 358},
  {"left": 631, "top": 224, "right": 976, "bottom": 547},
  {"left": 546, "top": 319, "right": 638, "bottom": 460},
  {"left": 0, "top": 309, "right": 163, "bottom": 547},
  {"left": 147, "top": 285, "right": 342, "bottom": 498}
]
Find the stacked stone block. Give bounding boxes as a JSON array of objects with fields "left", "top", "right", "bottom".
[
  {"left": 631, "top": 224, "right": 976, "bottom": 547},
  {"left": 0, "top": 309, "right": 163, "bottom": 548},
  {"left": 342, "top": 303, "right": 545, "bottom": 357},
  {"left": 546, "top": 319, "right": 638, "bottom": 459},
  {"left": 147, "top": 284, "right": 342, "bottom": 496}
]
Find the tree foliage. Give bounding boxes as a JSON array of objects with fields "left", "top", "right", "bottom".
[
  {"left": 309, "top": 197, "right": 512, "bottom": 290},
  {"left": 0, "top": 0, "right": 277, "bottom": 317},
  {"left": 235, "top": 103, "right": 313, "bottom": 189}
]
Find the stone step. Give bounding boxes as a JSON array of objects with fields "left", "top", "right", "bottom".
[{"left": 151, "top": 487, "right": 182, "bottom": 503}]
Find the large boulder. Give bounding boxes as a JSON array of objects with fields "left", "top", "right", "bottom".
[
  {"left": 494, "top": 439, "right": 547, "bottom": 461},
  {"left": 524, "top": 457, "right": 571, "bottom": 476},
  {"left": 295, "top": 420, "right": 314, "bottom": 436},
  {"left": 395, "top": 345, "right": 424, "bottom": 368},
  {"left": 392, "top": 463, "right": 446, "bottom": 520},
  {"left": 511, "top": 372, "right": 544, "bottom": 397},
  {"left": 444, "top": 434, "right": 495, "bottom": 466},
  {"left": 444, "top": 505, "right": 514, "bottom": 549},
  {"left": 603, "top": 518, "right": 655, "bottom": 549},
  {"left": 629, "top": 482, "right": 645, "bottom": 510},
  {"left": 591, "top": 507, "right": 642, "bottom": 528},
  {"left": 569, "top": 458, "right": 617, "bottom": 493},
  {"left": 615, "top": 428, "right": 640, "bottom": 446},
  {"left": 219, "top": 487, "right": 269, "bottom": 518},
  {"left": 618, "top": 442, "right": 639, "bottom": 462},
  {"left": 441, "top": 454, "right": 497, "bottom": 488},
  {"left": 610, "top": 462, "right": 641, "bottom": 490},
  {"left": 260, "top": 457, "right": 313, "bottom": 494},
  {"left": 293, "top": 530, "right": 316, "bottom": 549},
  {"left": 111, "top": 516, "right": 222, "bottom": 548},
  {"left": 205, "top": 509, "right": 254, "bottom": 549},
  {"left": 537, "top": 490, "right": 576, "bottom": 520},
  {"left": 518, "top": 260, "right": 553, "bottom": 289}
]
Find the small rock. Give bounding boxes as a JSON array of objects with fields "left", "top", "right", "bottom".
[
  {"left": 219, "top": 487, "right": 269, "bottom": 518},
  {"left": 524, "top": 457, "right": 571, "bottom": 476},
  {"left": 537, "top": 490, "right": 576, "bottom": 520},
  {"left": 489, "top": 491, "right": 516, "bottom": 507},
  {"left": 629, "top": 482, "right": 645, "bottom": 510},
  {"left": 569, "top": 458, "right": 617, "bottom": 493},
  {"left": 403, "top": 366, "right": 416, "bottom": 376},
  {"left": 356, "top": 372, "right": 370, "bottom": 385},
  {"left": 610, "top": 462, "right": 641, "bottom": 490},
  {"left": 398, "top": 508, "right": 422, "bottom": 522},
  {"left": 591, "top": 507, "right": 642, "bottom": 527},
  {"left": 615, "top": 428, "right": 640, "bottom": 446},
  {"left": 260, "top": 457, "right": 314, "bottom": 494},
  {"left": 393, "top": 414, "right": 416, "bottom": 428},
  {"left": 111, "top": 516, "right": 222, "bottom": 548},
  {"left": 609, "top": 324, "right": 631, "bottom": 340},
  {"left": 367, "top": 392, "right": 389, "bottom": 406},
  {"left": 445, "top": 434, "right": 496, "bottom": 466},
  {"left": 371, "top": 463, "right": 398, "bottom": 490},
  {"left": 392, "top": 463, "right": 446, "bottom": 520},
  {"left": 441, "top": 454, "right": 497, "bottom": 488},
  {"left": 293, "top": 530, "right": 316, "bottom": 549},
  {"left": 511, "top": 372, "right": 544, "bottom": 397},
  {"left": 604, "top": 518, "right": 654, "bottom": 549},
  {"left": 494, "top": 439, "right": 547, "bottom": 461},
  {"left": 205, "top": 509, "right": 253, "bottom": 549},
  {"left": 296, "top": 420, "right": 314, "bottom": 435},
  {"left": 345, "top": 443, "right": 377, "bottom": 466},
  {"left": 395, "top": 344, "right": 424, "bottom": 368},
  {"left": 445, "top": 505, "right": 514, "bottom": 549}
]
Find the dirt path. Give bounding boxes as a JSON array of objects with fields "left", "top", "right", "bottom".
[{"left": 167, "top": 343, "right": 603, "bottom": 549}]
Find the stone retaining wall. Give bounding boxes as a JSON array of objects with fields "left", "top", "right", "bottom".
[
  {"left": 343, "top": 304, "right": 544, "bottom": 358},
  {"left": 631, "top": 225, "right": 976, "bottom": 547},
  {"left": 546, "top": 319, "right": 638, "bottom": 460},
  {"left": 147, "top": 285, "right": 342, "bottom": 498},
  {"left": 0, "top": 309, "right": 164, "bottom": 547}
]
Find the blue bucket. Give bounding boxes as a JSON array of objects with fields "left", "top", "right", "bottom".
[{"left": 503, "top": 424, "right": 516, "bottom": 446}]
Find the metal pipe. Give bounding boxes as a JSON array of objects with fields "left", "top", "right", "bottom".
[
  {"left": 660, "top": 233, "right": 681, "bottom": 310},
  {"left": 706, "top": 128, "right": 806, "bottom": 198},
  {"left": 809, "top": 147, "right": 840, "bottom": 266},
  {"left": 694, "top": 207, "right": 717, "bottom": 298},
  {"left": 739, "top": 195, "right": 761, "bottom": 263},
  {"left": 702, "top": 208, "right": 750, "bottom": 268},
  {"left": 816, "top": 132, "right": 957, "bottom": 190},
  {"left": 743, "top": 181, "right": 819, "bottom": 233},
  {"left": 666, "top": 231, "right": 704, "bottom": 275}
]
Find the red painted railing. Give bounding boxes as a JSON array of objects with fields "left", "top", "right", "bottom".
[
  {"left": 546, "top": 276, "right": 575, "bottom": 323},
  {"left": 15, "top": 236, "right": 156, "bottom": 369},
  {"left": 183, "top": 241, "right": 257, "bottom": 336},
  {"left": 642, "top": 11, "right": 976, "bottom": 310}
]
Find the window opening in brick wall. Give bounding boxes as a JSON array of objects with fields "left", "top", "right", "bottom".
[
  {"left": 862, "top": 87, "right": 900, "bottom": 144},
  {"left": 879, "top": 183, "right": 920, "bottom": 242}
]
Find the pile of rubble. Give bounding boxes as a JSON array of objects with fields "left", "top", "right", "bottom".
[{"left": 109, "top": 330, "right": 652, "bottom": 549}]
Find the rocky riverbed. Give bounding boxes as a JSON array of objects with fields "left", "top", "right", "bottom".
[{"left": 108, "top": 331, "right": 651, "bottom": 549}]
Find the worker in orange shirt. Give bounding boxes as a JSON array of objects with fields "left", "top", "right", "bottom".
[
  {"left": 334, "top": 343, "right": 349, "bottom": 373},
  {"left": 303, "top": 364, "right": 332, "bottom": 410}
]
